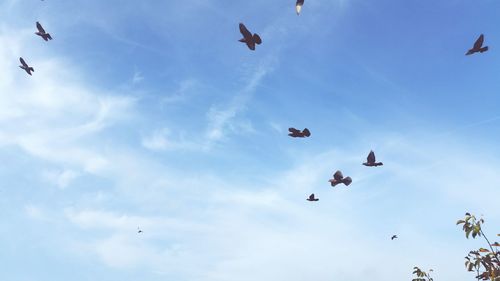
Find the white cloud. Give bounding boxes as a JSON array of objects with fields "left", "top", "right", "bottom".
[
  {"left": 141, "top": 128, "right": 171, "bottom": 151},
  {"left": 132, "top": 70, "right": 144, "bottom": 84},
  {"left": 22, "top": 127, "right": 496, "bottom": 281},
  {"left": 0, "top": 24, "right": 136, "bottom": 176},
  {"left": 269, "top": 121, "right": 284, "bottom": 134},
  {"left": 141, "top": 127, "right": 208, "bottom": 152},
  {"left": 205, "top": 61, "right": 272, "bottom": 142},
  {"left": 42, "top": 169, "right": 80, "bottom": 189},
  {"left": 162, "top": 78, "right": 198, "bottom": 104},
  {"left": 25, "top": 204, "right": 46, "bottom": 221}
]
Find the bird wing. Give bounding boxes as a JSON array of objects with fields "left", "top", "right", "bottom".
[
  {"left": 474, "top": 34, "right": 484, "bottom": 49},
  {"left": 239, "top": 23, "right": 252, "bottom": 39},
  {"left": 288, "top": 127, "right": 299, "bottom": 133},
  {"left": 253, "top": 34, "right": 262, "bottom": 45},
  {"left": 19, "top": 57, "right": 27, "bottom": 67},
  {"left": 367, "top": 150, "right": 375, "bottom": 163},
  {"left": 333, "top": 170, "right": 343, "bottom": 181},
  {"left": 343, "top": 177, "right": 352, "bottom": 186},
  {"left": 309, "top": 194, "right": 314, "bottom": 200},
  {"left": 36, "top": 22, "right": 46, "bottom": 34}
]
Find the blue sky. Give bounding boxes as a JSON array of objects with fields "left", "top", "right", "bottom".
[{"left": 0, "top": 0, "right": 499, "bottom": 280}]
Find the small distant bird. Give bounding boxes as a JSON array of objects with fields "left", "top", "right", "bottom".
[
  {"left": 307, "top": 193, "right": 319, "bottom": 201},
  {"left": 391, "top": 235, "right": 398, "bottom": 240},
  {"left": 19, "top": 57, "right": 34, "bottom": 75},
  {"left": 296, "top": 0, "right": 304, "bottom": 15},
  {"left": 35, "top": 22, "right": 52, "bottom": 41},
  {"left": 137, "top": 227, "right": 143, "bottom": 234},
  {"left": 238, "top": 23, "right": 262, "bottom": 51},
  {"left": 466, "top": 34, "right": 488, "bottom": 55},
  {"left": 363, "top": 150, "right": 383, "bottom": 167},
  {"left": 329, "top": 170, "right": 352, "bottom": 187},
  {"left": 288, "top": 127, "right": 311, "bottom": 138}
]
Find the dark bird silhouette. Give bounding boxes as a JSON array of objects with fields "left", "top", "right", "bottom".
[
  {"left": 35, "top": 22, "right": 52, "bottom": 41},
  {"left": 137, "top": 227, "right": 143, "bottom": 234},
  {"left": 363, "top": 150, "right": 383, "bottom": 167},
  {"left": 329, "top": 170, "right": 352, "bottom": 187},
  {"left": 466, "top": 34, "right": 488, "bottom": 55},
  {"left": 238, "top": 23, "right": 261, "bottom": 51},
  {"left": 19, "top": 57, "right": 34, "bottom": 75},
  {"left": 391, "top": 235, "right": 398, "bottom": 240},
  {"left": 296, "top": 0, "right": 304, "bottom": 15},
  {"left": 288, "top": 127, "right": 311, "bottom": 138},
  {"left": 307, "top": 193, "right": 319, "bottom": 201}
]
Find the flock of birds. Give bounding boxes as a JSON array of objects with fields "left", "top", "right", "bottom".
[
  {"left": 19, "top": 21, "right": 52, "bottom": 75},
  {"left": 18, "top": 1, "right": 489, "bottom": 241},
  {"left": 293, "top": 126, "right": 382, "bottom": 206},
  {"left": 236, "top": 0, "right": 489, "bottom": 241}
]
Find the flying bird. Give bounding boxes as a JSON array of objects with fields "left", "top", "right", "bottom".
[
  {"left": 238, "top": 23, "right": 262, "bottom": 51},
  {"left": 363, "top": 150, "right": 383, "bottom": 167},
  {"left": 307, "top": 193, "right": 319, "bottom": 201},
  {"left": 391, "top": 235, "right": 398, "bottom": 240},
  {"left": 466, "top": 34, "right": 488, "bottom": 55},
  {"left": 137, "top": 227, "right": 143, "bottom": 234},
  {"left": 35, "top": 22, "right": 52, "bottom": 41},
  {"left": 329, "top": 170, "right": 352, "bottom": 187},
  {"left": 296, "top": 0, "right": 304, "bottom": 15},
  {"left": 288, "top": 127, "right": 311, "bottom": 138},
  {"left": 19, "top": 57, "right": 34, "bottom": 75}
]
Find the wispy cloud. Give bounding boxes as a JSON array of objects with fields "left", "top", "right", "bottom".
[
  {"left": 205, "top": 60, "right": 272, "bottom": 143},
  {"left": 1, "top": 2, "right": 498, "bottom": 281},
  {"left": 0, "top": 25, "right": 136, "bottom": 176},
  {"left": 42, "top": 169, "right": 80, "bottom": 189},
  {"left": 141, "top": 127, "right": 202, "bottom": 151},
  {"left": 132, "top": 70, "right": 144, "bottom": 84},
  {"left": 161, "top": 78, "right": 198, "bottom": 104}
]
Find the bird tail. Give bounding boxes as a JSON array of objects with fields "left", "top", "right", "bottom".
[
  {"left": 302, "top": 128, "right": 310, "bottom": 137},
  {"left": 480, "top": 46, "right": 488, "bottom": 53},
  {"left": 296, "top": 4, "right": 302, "bottom": 15}
]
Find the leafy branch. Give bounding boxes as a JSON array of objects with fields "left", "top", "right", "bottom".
[
  {"left": 457, "top": 213, "right": 500, "bottom": 280},
  {"left": 412, "top": 267, "right": 434, "bottom": 281}
]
